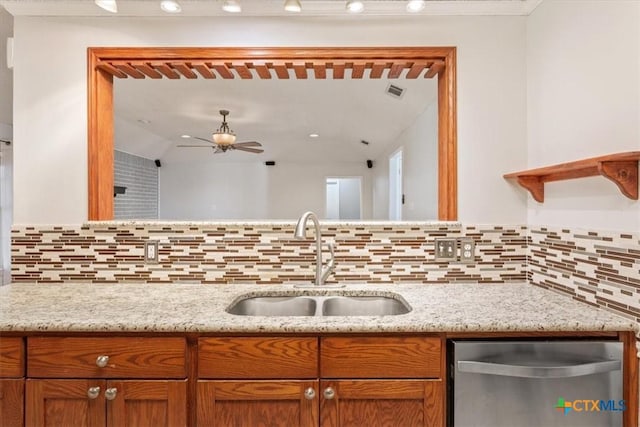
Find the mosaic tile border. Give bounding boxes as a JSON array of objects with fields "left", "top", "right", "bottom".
[
  {"left": 11, "top": 223, "right": 528, "bottom": 285},
  {"left": 528, "top": 226, "right": 640, "bottom": 324}
]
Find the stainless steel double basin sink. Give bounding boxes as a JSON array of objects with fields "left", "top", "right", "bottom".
[{"left": 227, "top": 292, "right": 411, "bottom": 317}]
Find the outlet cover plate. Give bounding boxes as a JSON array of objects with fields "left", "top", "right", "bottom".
[
  {"left": 459, "top": 238, "right": 475, "bottom": 263},
  {"left": 144, "top": 240, "right": 159, "bottom": 263}
]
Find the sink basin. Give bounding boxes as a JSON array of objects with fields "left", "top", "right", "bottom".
[
  {"left": 322, "top": 296, "right": 411, "bottom": 316},
  {"left": 227, "top": 293, "right": 411, "bottom": 316},
  {"left": 226, "top": 296, "right": 317, "bottom": 316}
]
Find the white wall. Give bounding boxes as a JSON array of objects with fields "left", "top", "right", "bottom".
[
  {"left": 526, "top": 0, "right": 640, "bottom": 231},
  {"left": 11, "top": 15, "right": 528, "bottom": 224},
  {"left": 0, "top": 7, "right": 12, "bottom": 126},
  {"left": 372, "top": 101, "right": 438, "bottom": 220},
  {"left": 0, "top": 7, "right": 12, "bottom": 284},
  {"left": 160, "top": 159, "right": 371, "bottom": 220}
]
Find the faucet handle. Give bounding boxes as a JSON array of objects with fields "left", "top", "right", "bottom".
[{"left": 326, "top": 243, "right": 335, "bottom": 260}]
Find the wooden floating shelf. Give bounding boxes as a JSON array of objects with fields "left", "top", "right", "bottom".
[{"left": 504, "top": 151, "right": 640, "bottom": 203}]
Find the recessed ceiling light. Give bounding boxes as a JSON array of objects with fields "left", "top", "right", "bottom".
[
  {"left": 406, "top": 0, "right": 426, "bottom": 13},
  {"left": 222, "top": 0, "right": 242, "bottom": 13},
  {"left": 284, "top": 0, "right": 302, "bottom": 13},
  {"left": 160, "top": 0, "right": 182, "bottom": 13},
  {"left": 309, "top": 133, "right": 320, "bottom": 138},
  {"left": 181, "top": 134, "right": 191, "bottom": 139},
  {"left": 94, "top": 0, "right": 117, "bottom": 13},
  {"left": 346, "top": 0, "right": 364, "bottom": 13}
]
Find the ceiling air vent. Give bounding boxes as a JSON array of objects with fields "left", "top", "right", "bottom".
[{"left": 386, "top": 83, "right": 405, "bottom": 99}]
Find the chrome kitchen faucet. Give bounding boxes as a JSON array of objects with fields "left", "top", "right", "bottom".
[{"left": 293, "top": 211, "right": 340, "bottom": 287}]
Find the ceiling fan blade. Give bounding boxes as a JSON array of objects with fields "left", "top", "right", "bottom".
[
  {"left": 234, "top": 141, "right": 262, "bottom": 147},
  {"left": 177, "top": 144, "right": 216, "bottom": 148},
  {"left": 191, "top": 136, "right": 213, "bottom": 144},
  {"left": 232, "top": 146, "right": 264, "bottom": 154}
]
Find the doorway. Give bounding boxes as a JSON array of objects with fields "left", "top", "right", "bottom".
[
  {"left": 389, "top": 149, "right": 403, "bottom": 221},
  {"left": 325, "top": 177, "right": 362, "bottom": 220},
  {"left": 0, "top": 136, "right": 12, "bottom": 286}
]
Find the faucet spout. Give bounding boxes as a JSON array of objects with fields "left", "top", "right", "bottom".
[{"left": 294, "top": 211, "right": 336, "bottom": 287}]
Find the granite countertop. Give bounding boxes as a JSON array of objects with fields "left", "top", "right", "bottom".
[{"left": 0, "top": 282, "right": 635, "bottom": 334}]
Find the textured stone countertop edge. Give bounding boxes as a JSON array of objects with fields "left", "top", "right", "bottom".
[{"left": 0, "top": 282, "right": 636, "bottom": 335}]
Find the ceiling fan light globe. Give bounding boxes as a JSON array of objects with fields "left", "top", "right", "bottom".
[
  {"left": 346, "top": 0, "right": 364, "bottom": 13},
  {"left": 284, "top": 0, "right": 302, "bottom": 12},
  {"left": 222, "top": 0, "right": 242, "bottom": 13},
  {"left": 95, "top": 0, "right": 118, "bottom": 13},
  {"left": 213, "top": 132, "right": 237, "bottom": 145},
  {"left": 406, "top": 0, "right": 426, "bottom": 12}
]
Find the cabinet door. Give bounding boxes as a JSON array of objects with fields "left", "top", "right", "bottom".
[
  {"left": 320, "top": 380, "right": 443, "bottom": 427},
  {"left": 0, "top": 379, "right": 24, "bottom": 427},
  {"left": 106, "top": 380, "right": 187, "bottom": 427},
  {"left": 197, "top": 380, "right": 318, "bottom": 427},
  {"left": 26, "top": 379, "right": 105, "bottom": 427}
]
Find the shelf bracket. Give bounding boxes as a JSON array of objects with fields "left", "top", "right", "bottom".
[
  {"left": 504, "top": 151, "right": 640, "bottom": 203},
  {"left": 598, "top": 160, "right": 638, "bottom": 200},
  {"left": 516, "top": 176, "right": 544, "bottom": 203}
]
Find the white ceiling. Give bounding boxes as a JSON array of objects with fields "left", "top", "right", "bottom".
[
  {"left": 114, "top": 72, "right": 438, "bottom": 164},
  {"left": 1, "top": 0, "right": 543, "bottom": 17},
  {"left": 0, "top": 0, "right": 542, "bottom": 164}
]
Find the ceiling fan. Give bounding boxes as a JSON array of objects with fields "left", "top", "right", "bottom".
[{"left": 178, "top": 109, "right": 264, "bottom": 154}]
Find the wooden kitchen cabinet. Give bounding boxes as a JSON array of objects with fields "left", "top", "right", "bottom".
[
  {"left": 0, "top": 337, "right": 25, "bottom": 427},
  {"left": 197, "top": 336, "right": 444, "bottom": 427},
  {"left": 26, "top": 379, "right": 187, "bottom": 427},
  {"left": 197, "top": 380, "right": 318, "bottom": 427},
  {"left": 319, "top": 337, "right": 443, "bottom": 427},
  {"left": 319, "top": 380, "right": 443, "bottom": 427},
  {"left": 0, "top": 379, "right": 24, "bottom": 427},
  {"left": 25, "top": 337, "right": 188, "bottom": 427}
]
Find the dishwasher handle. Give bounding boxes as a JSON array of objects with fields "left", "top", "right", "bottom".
[{"left": 457, "top": 359, "right": 621, "bottom": 379}]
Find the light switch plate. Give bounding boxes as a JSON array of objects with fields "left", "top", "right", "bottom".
[{"left": 434, "top": 238, "right": 457, "bottom": 261}]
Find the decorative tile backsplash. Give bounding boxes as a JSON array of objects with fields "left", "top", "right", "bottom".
[
  {"left": 529, "top": 226, "right": 640, "bottom": 323},
  {"left": 11, "top": 222, "right": 528, "bottom": 285}
]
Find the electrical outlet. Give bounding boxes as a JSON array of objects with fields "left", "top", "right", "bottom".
[
  {"left": 434, "top": 238, "right": 457, "bottom": 261},
  {"left": 144, "top": 240, "right": 159, "bottom": 263},
  {"left": 459, "top": 238, "right": 475, "bottom": 263}
]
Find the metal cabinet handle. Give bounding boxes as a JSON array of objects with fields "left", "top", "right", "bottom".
[
  {"left": 323, "top": 387, "right": 335, "bottom": 400},
  {"left": 87, "top": 386, "right": 101, "bottom": 399},
  {"left": 96, "top": 355, "right": 110, "bottom": 368},
  {"left": 304, "top": 387, "right": 316, "bottom": 400},
  {"left": 457, "top": 359, "right": 620, "bottom": 379},
  {"left": 105, "top": 387, "right": 118, "bottom": 401}
]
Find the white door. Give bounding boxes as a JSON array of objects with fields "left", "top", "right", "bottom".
[
  {"left": 325, "top": 179, "right": 340, "bottom": 219},
  {"left": 389, "top": 149, "right": 403, "bottom": 220},
  {"left": 326, "top": 177, "right": 362, "bottom": 220},
  {"left": 0, "top": 133, "right": 12, "bottom": 286}
]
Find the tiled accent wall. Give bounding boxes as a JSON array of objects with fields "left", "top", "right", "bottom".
[
  {"left": 114, "top": 151, "right": 158, "bottom": 220},
  {"left": 11, "top": 223, "right": 527, "bottom": 284},
  {"left": 529, "top": 226, "right": 640, "bottom": 324}
]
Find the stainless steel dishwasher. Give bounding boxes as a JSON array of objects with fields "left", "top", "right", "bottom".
[{"left": 450, "top": 340, "right": 624, "bottom": 427}]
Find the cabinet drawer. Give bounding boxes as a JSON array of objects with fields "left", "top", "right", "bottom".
[
  {"left": 199, "top": 337, "right": 318, "bottom": 379},
  {"left": 27, "top": 337, "right": 186, "bottom": 378},
  {"left": 0, "top": 338, "right": 24, "bottom": 378},
  {"left": 321, "top": 336, "right": 441, "bottom": 379}
]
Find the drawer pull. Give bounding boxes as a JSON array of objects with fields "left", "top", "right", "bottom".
[
  {"left": 105, "top": 387, "right": 118, "bottom": 401},
  {"left": 87, "top": 387, "right": 101, "bottom": 400},
  {"left": 96, "top": 355, "right": 110, "bottom": 368},
  {"left": 304, "top": 387, "right": 316, "bottom": 400},
  {"left": 323, "top": 387, "right": 335, "bottom": 400}
]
